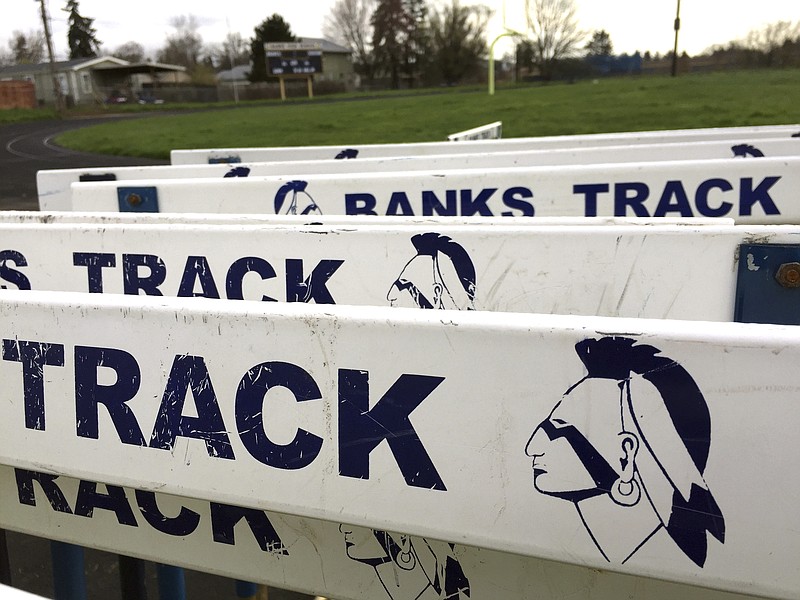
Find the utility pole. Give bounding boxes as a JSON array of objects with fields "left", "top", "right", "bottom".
[
  {"left": 38, "top": 0, "right": 65, "bottom": 112},
  {"left": 670, "top": 0, "right": 682, "bottom": 77}
]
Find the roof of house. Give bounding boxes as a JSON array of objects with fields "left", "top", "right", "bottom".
[
  {"left": 297, "top": 37, "right": 352, "bottom": 55},
  {"left": 217, "top": 64, "right": 251, "bottom": 82},
  {"left": 0, "top": 56, "right": 187, "bottom": 80}
]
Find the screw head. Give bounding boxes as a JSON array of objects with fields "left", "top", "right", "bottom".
[
  {"left": 126, "top": 193, "right": 142, "bottom": 207},
  {"left": 775, "top": 262, "right": 800, "bottom": 288}
]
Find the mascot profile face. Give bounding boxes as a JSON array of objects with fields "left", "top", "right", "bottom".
[
  {"left": 387, "top": 233, "right": 476, "bottom": 311},
  {"left": 274, "top": 180, "right": 322, "bottom": 215},
  {"left": 526, "top": 337, "right": 725, "bottom": 566}
]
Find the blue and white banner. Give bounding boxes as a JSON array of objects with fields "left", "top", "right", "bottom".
[{"left": 0, "top": 292, "right": 798, "bottom": 598}]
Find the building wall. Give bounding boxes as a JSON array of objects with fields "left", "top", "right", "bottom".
[
  {"left": 0, "top": 81, "right": 36, "bottom": 109},
  {"left": 320, "top": 53, "right": 355, "bottom": 87}
]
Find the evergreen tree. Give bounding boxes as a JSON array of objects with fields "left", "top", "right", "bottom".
[
  {"left": 249, "top": 15, "right": 296, "bottom": 82},
  {"left": 65, "top": 0, "right": 101, "bottom": 59},
  {"left": 371, "top": 0, "right": 410, "bottom": 88},
  {"left": 585, "top": 29, "right": 613, "bottom": 57},
  {"left": 403, "top": 0, "right": 429, "bottom": 87}
]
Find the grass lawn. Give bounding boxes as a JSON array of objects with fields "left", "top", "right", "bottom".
[{"left": 54, "top": 69, "right": 800, "bottom": 160}]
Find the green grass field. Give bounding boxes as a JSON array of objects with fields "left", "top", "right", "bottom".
[{"left": 53, "top": 69, "right": 800, "bottom": 159}]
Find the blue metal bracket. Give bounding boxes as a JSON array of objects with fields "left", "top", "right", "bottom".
[
  {"left": 118, "top": 187, "right": 159, "bottom": 213},
  {"left": 735, "top": 243, "right": 800, "bottom": 325}
]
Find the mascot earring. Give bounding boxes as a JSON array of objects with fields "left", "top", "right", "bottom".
[
  {"left": 395, "top": 536, "right": 417, "bottom": 571},
  {"left": 610, "top": 433, "right": 641, "bottom": 507}
]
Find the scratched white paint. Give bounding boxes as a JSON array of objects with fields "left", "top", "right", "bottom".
[
  {"left": 0, "top": 291, "right": 799, "bottom": 598},
  {"left": 169, "top": 124, "right": 800, "bottom": 164},
  {"left": 0, "top": 584, "right": 47, "bottom": 599},
  {"left": 0, "top": 221, "right": 785, "bottom": 319},
  {"left": 0, "top": 211, "right": 729, "bottom": 227},
  {"left": 67, "top": 157, "right": 800, "bottom": 224},
  {"left": 37, "top": 137, "right": 800, "bottom": 211},
  {"left": 0, "top": 466, "right": 765, "bottom": 600}
]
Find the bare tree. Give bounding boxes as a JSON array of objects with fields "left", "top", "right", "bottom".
[
  {"left": 114, "top": 41, "right": 146, "bottom": 62},
  {"left": 524, "top": 0, "right": 585, "bottom": 79},
  {"left": 9, "top": 30, "right": 46, "bottom": 64},
  {"left": 220, "top": 31, "right": 250, "bottom": 69},
  {"left": 158, "top": 15, "right": 203, "bottom": 69},
  {"left": 428, "top": 0, "right": 491, "bottom": 85},
  {"left": 745, "top": 20, "right": 800, "bottom": 66},
  {"left": 323, "top": 0, "right": 377, "bottom": 79}
]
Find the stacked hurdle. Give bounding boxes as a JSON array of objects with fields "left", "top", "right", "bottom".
[{"left": 0, "top": 124, "right": 799, "bottom": 600}]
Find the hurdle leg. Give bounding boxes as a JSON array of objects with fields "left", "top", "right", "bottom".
[
  {"left": 0, "top": 529, "right": 10, "bottom": 585},
  {"left": 119, "top": 555, "right": 148, "bottom": 600},
  {"left": 156, "top": 564, "right": 185, "bottom": 600},
  {"left": 50, "top": 541, "right": 87, "bottom": 600}
]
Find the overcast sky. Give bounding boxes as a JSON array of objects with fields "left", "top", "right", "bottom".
[{"left": 3, "top": 0, "right": 798, "bottom": 62}]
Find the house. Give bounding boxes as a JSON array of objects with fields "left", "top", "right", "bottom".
[
  {"left": 0, "top": 56, "right": 186, "bottom": 107},
  {"left": 296, "top": 37, "right": 355, "bottom": 87}
]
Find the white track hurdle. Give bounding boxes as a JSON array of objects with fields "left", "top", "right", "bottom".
[
  {"left": 169, "top": 124, "right": 799, "bottom": 164},
  {"left": 0, "top": 464, "right": 764, "bottom": 600},
  {"left": 0, "top": 221, "right": 788, "bottom": 320},
  {"left": 37, "top": 137, "right": 800, "bottom": 211},
  {"left": 68, "top": 156, "right": 799, "bottom": 224},
  {"left": 0, "top": 211, "right": 727, "bottom": 227},
  {"left": 0, "top": 291, "right": 798, "bottom": 600}
]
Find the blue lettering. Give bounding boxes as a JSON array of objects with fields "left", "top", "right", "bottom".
[
  {"left": 285, "top": 259, "right": 343, "bottom": 304},
  {"left": 226, "top": 257, "right": 277, "bottom": 301},
  {"left": 386, "top": 191, "right": 415, "bottom": 216},
  {"left": 338, "top": 370, "right": 446, "bottom": 490},
  {"left": 460, "top": 188, "right": 495, "bottom": 216},
  {"left": 501, "top": 187, "right": 535, "bottom": 217},
  {"left": 695, "top": 178, "right": 734, "bottom": 217},
  {"left": 73, "top": 252, "right": 115, "bottom": 293},
  {"left": 422, "top": 190, "right": 457, "bottom": 216},
  {"left": 74, "top": 480, "right": 137, "bottom": 526},
  {"left": 177, "top": 256, "right": 220, "bottom": 298},
  {"left": 74, "top": 346, "right": 145, "bottom": 446},
  {"left": 654, "top": 180, "right": 694, "bottom": 217},
  {"left": 0, "top": 250, "right": 31, "bottom": 290},
  {"left": 235, "top": 361, "right": 323, "bottom": 470},
  {"left": 136, "top": 490, "right": 201, "bottom": 536},
  {"left": 614, "top": 182, "right": 650, "bottom": 216},
  {"left": 123, "top": 254, "right": 166, "bottom": 296},
  {"left": 15, "top": 469, "right": 72, "bottom": 513},
  {"left": 149, "top": 355, "right": 235, "bottom": 460},
  {"left": 573, "top": 183, "right": 609, "bottom": 217},
  {"left": 210, "top": 503, "right": 286, "bottom": 553},
  {"left": 345, "top": 193, "right": 378, "bottom": 215},
  {"left": 2, "top": 339, "right": 65, "bottom": 430},
  {"left": 740, "top": 176, "right": 781, "bottom": 216}
]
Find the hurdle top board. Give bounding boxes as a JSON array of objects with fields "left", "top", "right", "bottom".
[
  {"left": 1, "top": 463, "right": 771, "bottom": 600},
  {"left": 0, "top": 211, "right": 731, "bottom": 227},
  {"left": 0, "top": 220, "right": 781, "bottom": 321},
  {"left": 38, "top": 137, "right": 799, "bottom": 211},
  {"left": 69, "top": 156, "right": 799, "bottom": 224},
  {"left": 169, "top": 124, "right": 800, "bottom": 164},
  {"left": 1, "top": 290, "right": 800, "bottom": 600}
]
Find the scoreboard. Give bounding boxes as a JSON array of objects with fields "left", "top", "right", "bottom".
[{"left": 265, "top": 42, "right": 323, "bottom": 76}]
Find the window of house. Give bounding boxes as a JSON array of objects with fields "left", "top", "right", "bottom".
[{"left": 81, "top": 72, "right": 92, "bottom": 94}]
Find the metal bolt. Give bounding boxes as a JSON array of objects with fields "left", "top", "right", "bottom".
[
  {"left": 775, "top": 262, "right": 800, "bottom": 288},
  {"left": 126, "top": 193, "right": 142, "bottom": 207}
]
